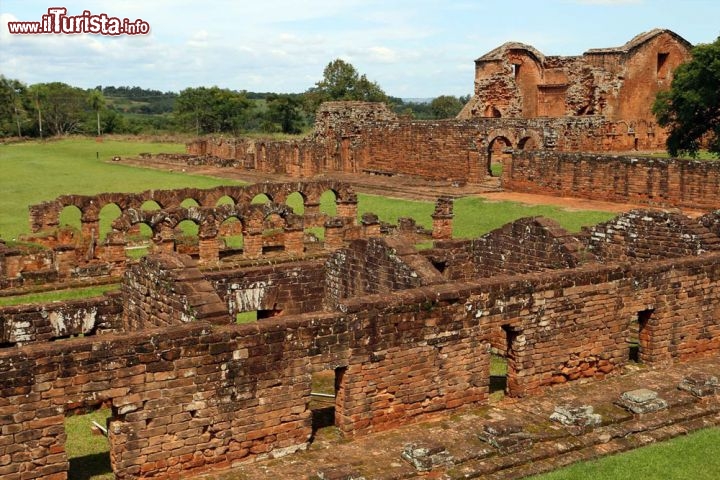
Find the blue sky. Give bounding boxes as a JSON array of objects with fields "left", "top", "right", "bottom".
[{"left": 1, "top": 0, "right": 718, "bottom": 97}]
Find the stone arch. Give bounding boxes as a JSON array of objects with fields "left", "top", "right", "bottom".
[
  {"left": 517, "top": 131, "right": 542, "bottom": 151},
  {"left": 486, "top": 135, "right": 514, "bottom": 177},
  {"left": 286, "top": 191, "right": 307, "bottom": 215},
  {"left": 99, "top": 203, "right": 122, "bottom": 240},
  {"left": 59, "top": 205, "right": 82, "bottom": 232}
]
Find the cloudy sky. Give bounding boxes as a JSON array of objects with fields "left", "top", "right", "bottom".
[{"left": 1, "top": 0, "right": 718, "bottom": 98}]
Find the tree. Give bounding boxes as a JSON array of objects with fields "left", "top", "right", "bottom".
[
  {"left": 653, "top": 36, "right": 720, "bottom": 157},
  {"left": 0, "top": 76, "right": 28, "bottom": 137},
  {"left": 265, "top": 94, "right": 305, "bottom": 134},
  {"left": 304, "top": 59, "right": 388, "bottom": 113},
  {"left": 36, "top": 83, "right": 88, "bottom": 136},
  {"left": 87, "top": 89, "right": 106, "bottom": 136},
  {"left": 430, "top": 95, "right": 466, "bottom": 119},
  {"left": 175, "top": 86, "right": 252, "bottom": 135}
]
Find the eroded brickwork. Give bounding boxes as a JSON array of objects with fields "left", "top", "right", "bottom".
[
  {"left": 0, "top": 292, "right": 121, "bottom": 346},
  {"left": 503, "top": 151, "right": 720, "bottom": 210},
  {"left": 122, "top": 253, "right": 230, "bottom": 330},
  {"left": 459, "top": 29, "right": 691, "bottom": 124},
  {"left": 3, "top": 207, "right": 720, "bottom": 479}
]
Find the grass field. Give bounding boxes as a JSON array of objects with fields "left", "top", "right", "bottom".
[
  {"left": 0, "top": 138, "right": 236, "bottom": 240},
  {"left": 529, "top": 427, "right": 720, "bottom": 480}
]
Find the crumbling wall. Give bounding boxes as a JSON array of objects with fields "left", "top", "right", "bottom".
[
  {"left": 503, "top": 151, "right": 720, "bottom": 210},
  {"left": 208, "top": 260, "right": 327, "bottom": 317},
  {"left": 324, "top": 236, "right": 444, "bottom": 309},
  {"left": 0, "top": 292, "right": 122, "bottom": 346},
  {"left": 460, "top": 29, "right": 691, "bottom": 124},
  {"left": 122, "top": 253, "right": 230, "bottom": 330},
  {"left": 586, "top": 210, "right": 720, "bottom": 262}
]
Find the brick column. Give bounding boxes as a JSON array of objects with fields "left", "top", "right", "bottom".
[
  {"left": 284, "top": 228, "right": 304, "bottom": 255},
  {"left": 324, "top": 218, "right": 346, "bottom": 251},
  {"left": 361, "top": 213, "right": 381, "bottom": 238},
  {"left": 336, "top": 200, "right": 358, "bottom": 224},
  {"left": 431, "top": 197, "right": 454, "bottom": 240},
  {"left": 198, "top": 237, "right": 219, "bottom": 265},
  {"left": 243, "top": 233, "right": 263, "bottom": 259}
]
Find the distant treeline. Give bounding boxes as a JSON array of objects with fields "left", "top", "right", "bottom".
[{"left": 0, "top": 59, "right": 470, "bottom": 138}]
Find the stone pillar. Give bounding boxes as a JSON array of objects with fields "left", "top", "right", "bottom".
[
  {"left": 102, "top": 231, "right": 128, "bottom": 276},
  {"left": 243, "top": 233, "right": 263, "bottom": 259},
  {"left": 361, "top": 213, "right": 381, "bottom": 238},
  {"left": 431, "top": 197, "right": 454, "bottom": 240},
  {"left": 284, "top": 228, "right": 304, "bottom": 255},
  {"left": 303, "top": 202, "right": 324, "bottom": 228},
  {"left": 54, "top": 246, "right": 77, "bottom": 277},
  {"left": 80, "top": 215, "right": 99, "bottom": 260},
  {"left": 157, "top": 224, "right": 176, "bottom": 253},
  {"left": 198, "top": 237, "right": 219, "bottom": 265},
  {"left": 324, "top": 218, "right": 346, "bottom": 251},
  {"left": 336, "top": 200, "right": 358, "bottom": 224}
]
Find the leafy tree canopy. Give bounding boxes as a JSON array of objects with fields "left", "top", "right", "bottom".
[
  {"left": 175, "top": 86, "right": 252, "bottom": 135},
  {"left": 305, "top": 59, "right": 388, "bottom": 113},
  {"left": 653, "top": 36, "right": 720, "bottom": 157}
]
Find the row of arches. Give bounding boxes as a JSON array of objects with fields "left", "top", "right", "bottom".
[{"left": 32, "top": 181, "right": 356, "bottom": 233}]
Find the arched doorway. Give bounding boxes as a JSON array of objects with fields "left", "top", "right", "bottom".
[{"left": 487, "top": 136, "right": 512, "bottom": 177}]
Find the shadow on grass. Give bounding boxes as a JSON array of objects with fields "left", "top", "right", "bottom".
[{"left": 69, "top": 453, "right": 113, "bottom": 480}]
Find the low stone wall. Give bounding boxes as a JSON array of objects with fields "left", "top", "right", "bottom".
[
  {"left": 503, "top": 151, "right": 720, "bottom": 210},
  {"left": 0, "top": 292, "right": 122, "bottom": 346}
]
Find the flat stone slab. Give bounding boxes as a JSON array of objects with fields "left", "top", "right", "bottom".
[
  {"left": 678, "top": 373, "right": 719, "bottom": 397},
  {"left": 622, "top": 388, "right": 658, "bottom": 403},
  {"left": 550, "top": 405, "right": 602, "bottom": 427},
  {"left": 616, "top": 389, "right": 668, "bottom": 414},
  {"left": 401, "top": 442, "right": 453, "bottom": 472}
]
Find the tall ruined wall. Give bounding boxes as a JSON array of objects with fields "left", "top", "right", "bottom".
[
  {"left": 0, "top": 292, "right": 122, "bottom": 346},
  {"left": 503, "top": 151, "right": 720, "bottom": 210},
  {"left": 184, "top": 112, "right": 670, "bottom": 187},
  {"left": 208, "top": 260, "right": 327, "bottom": 317},
  {"left": 460, "top": 29, "right": 691, "bottom": 124},
  {"left": 587, "top": 210, "right": 720, "bottom": 262}
]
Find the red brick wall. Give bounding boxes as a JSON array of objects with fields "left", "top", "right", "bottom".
[
  {"left": 0, "top": 292, "right": 121, "bottom": 346},
  {"left": 503, "top": 151, "right": 720, "bottom": 210},
  {"left": 208, "top": 260, "right": 326, "bottom": 316}
]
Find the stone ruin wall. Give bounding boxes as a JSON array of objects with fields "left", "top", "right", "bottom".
[
  {"left": 503, "top": 151, "right": 720, "bottom": 211},
  {"left": 2, "top": 247, "right": 720, "bottom": 479},
  {"left": 1, "top": 181, "right": 372, "bottom": 291},
  {"left": 183, "top": 110, "right": 669, "bottom": 183},
  {"left": 3, "top": 209, "right": 720, "bottom": 479},
  {"left": 458, "top": 29, "right": 691, "bottom": 124}
]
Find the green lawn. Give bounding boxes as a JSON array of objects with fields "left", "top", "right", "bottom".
[
  {"left": 530, "top": 427, "right": 720, "bottom": 480},
  {"left": 0, "top": 138, "right": 239, "bottom": 240},
  {"left": 0, "top": 284, "right": 119, "bottom": 307}
]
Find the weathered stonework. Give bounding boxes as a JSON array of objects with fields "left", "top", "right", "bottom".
[
  {"left": 3, "top": 206, "right": 720, "bottom": 479},
  {"left": 503, "top": 151, "right": 720, "bottom": 211},
  {"left": 459, "top": 29, "right": 691, "bottom": 126}
]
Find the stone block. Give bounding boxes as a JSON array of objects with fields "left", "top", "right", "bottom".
[
  {"left": 401, "top": 442, "right": 453, "bottom": 472},
  {"left": 615, "top": 389, "right": 668, "bottom": 414},
  {"left": 678, "top": 374, "right": 719, "bottom": 397}
]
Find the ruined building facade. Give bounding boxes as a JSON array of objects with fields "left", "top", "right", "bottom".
[{"left": 458, "top": 29, "right": 691, "bottom": 124}]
